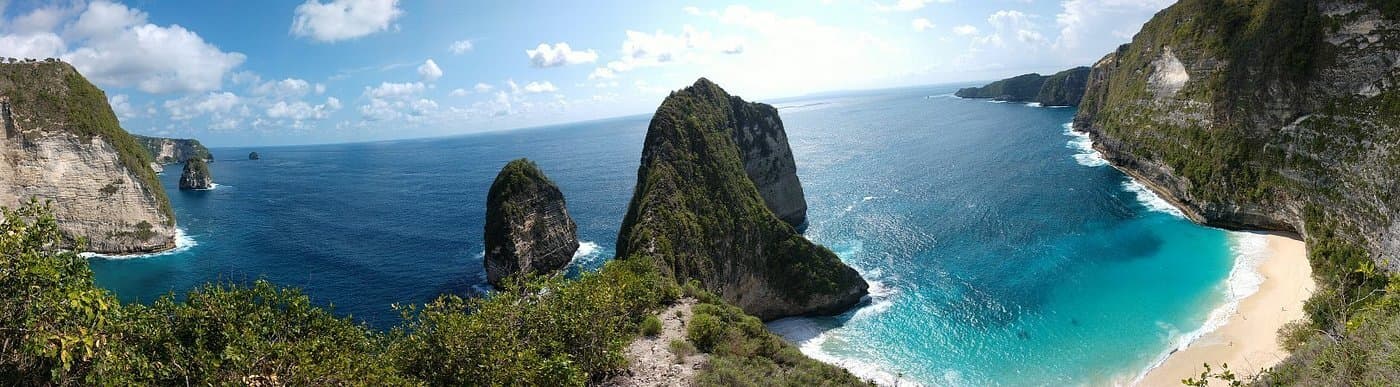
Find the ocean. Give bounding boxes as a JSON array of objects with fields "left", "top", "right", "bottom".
[{"left": 89, "top": 85, "right": 1259, "bottom": 385}]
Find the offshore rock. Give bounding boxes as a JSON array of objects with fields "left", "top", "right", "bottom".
[{"left": 483, "top": 159, "right": 579, "bottom": 288}]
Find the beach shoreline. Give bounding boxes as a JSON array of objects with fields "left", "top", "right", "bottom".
[{"left": 1136, "top": 234, "right": 1313, "bottom": 386}]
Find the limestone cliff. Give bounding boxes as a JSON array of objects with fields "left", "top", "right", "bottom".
[
  {"left": 0, "top": 60, "right": 175, "bottom": 254},
  {"left": 957, "top": 67, "right": 1091, "bottom": 107},
  {"left": 730, "top": 97, "right": 808, "bottom": 229},
  {"left": 483, "top": 159, "right": 579, "bottom": 289},
  {"left": 178, "top": 158, "right": 213, "bottom": 190},
  {"left": 134, "top": 134, "right": 212, "bottom": 165},
  {"left": 616, "top": 78, "right": 868, "bottom": 320},
  {"left": 1074, "top": 0, "right": 1399, "bottom": 267}
]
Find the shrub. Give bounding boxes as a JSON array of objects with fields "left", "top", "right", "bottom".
[
  {"left": 640, "top": 315, "right": 663, "bottom": 336},
  {"left": 668, "top": 339, "right": 696, "bottom": 364}
]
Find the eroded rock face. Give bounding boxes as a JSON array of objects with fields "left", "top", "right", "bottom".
[
  {"left": 483, "top": 159, "right": 579, "bottom": 288},
  {"left": 0, "top": 61, "right": 175, "bottom": 254},
  {"left": 1074, "top": 0, "right": 1399, "bottom": 265},
  {"left": 179, "top": 158, "right": 213, "bottom": 190},
  {"left": 730, "top": 99, "right": 807, "bottom": 229},
  {"left": 134, "top": 135, "right": 212, "bottom": 165},
  {"left": 616, "top": 78, "right": 868, "bottom": 320}
]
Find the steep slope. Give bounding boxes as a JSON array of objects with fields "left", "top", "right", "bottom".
[
  {"left": 616, "top": 78, "right": 868, "bottom": 320},
  {"left": 1075, "top": 0, "right": 1397, "bottom": 263},
  {"left": 957, "top": 67, "right": 1091, "bottom": 106},
  {"left": 482, "top": 159, "right": 579, "bottom": 288},
  {"left": 730, "top": 96, "right": 808, "bottom": 229},
  {"left": 178, "top": 158, "right": 213, "bottom": 190},
  {"left": 0, "top": 60, "right": 175, "bottom": 254},
  {"left": 134, "top": 134, "right": 212, "bottom": 165}
]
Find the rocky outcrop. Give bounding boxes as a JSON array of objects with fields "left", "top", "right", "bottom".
[
  {"left": 248, "top": 151, "right": 260, "bottom": 160},
  {"left": 0, "top": 60, "right": 175, "bottom": 254},
  {"left": 957, "top": 67, "right": 1091, "bottom": 106},
  {"left": 1074, "top": 0, "right": 1399, "bottom": 265},
  {"left": 483, "top": 159, "right": 579, "bottom": 288},
  {"left": 133, "top": 134, "right": 212, "bottom": 165},
  {"left": 178, "top": 158, "right": 213, "bottom": 190},
  {"left": 729, "top": 98, "right": 808, "bottom": 229},
  {"left": 616, "top": 78, "right": 868, "bottom": 320}
]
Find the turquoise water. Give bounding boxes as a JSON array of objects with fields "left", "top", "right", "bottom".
[{"left": 88, "top": 85, "right": 1249, "bottom": 385}]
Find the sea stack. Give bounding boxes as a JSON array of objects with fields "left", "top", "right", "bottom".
[
  {"left": 0, "top": 60, "right": 176, "bottom": 254},
  {"left": 248, "top": 151, "right": 260, "bottom": 160},
  {"left": 178, "top": 158, "right": 213, "bottom": 190},
  {"left": 483, "top": 158, "right": 579, "bottom": 289},
  {"left": 731, "top": 96, "right": 808, "bottom": 229},
  {"left": 616, "top": 78, "right": 868, "bottom": 320}
]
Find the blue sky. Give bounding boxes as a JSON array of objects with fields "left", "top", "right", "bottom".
[{"left": 0, "top": 0, "right": 1172, "bottom": 146}]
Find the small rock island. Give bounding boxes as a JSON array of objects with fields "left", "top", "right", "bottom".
[
  {"left": 248, "top": 151, "right": 260, "bottom": 160},
  {"left": 178, "top": 158, "right": 213, "bottom": 190},
  {"left": 482, "top": 158, "right": 579, "bottom": 289}
]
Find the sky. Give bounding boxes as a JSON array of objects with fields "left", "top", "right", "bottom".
[{"left": 0, "top": 0, "right": 1173, "bottom": 146}]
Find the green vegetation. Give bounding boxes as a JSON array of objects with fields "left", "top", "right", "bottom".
[
  {"left": 668, "top": 339, "right": 696, "bottom": 363},
  {"left": 640, "top": 315, "right": 663, "bottom": 336},
  {"left": 678, "top": 286, "right": 869, "bottom": 386},
  {"left": 132, "top": 135, "right": 213, "bottom": 164},
  {"left": 3, "top": 200, "right": 862, "bottom": 385},
  {"left": 955, "top": 73, "right": 1047, "bottom": 101},
  {"left": 615, "top": 79, "right": 865, "bottom": 316},
  {"left": 1034, "top": 67, "right": 1091, "bottom": 106}
]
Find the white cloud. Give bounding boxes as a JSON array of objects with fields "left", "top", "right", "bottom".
[
  {"left": 449, "top": 39, "right": 473, "bottom": 54},
  {"left": 359, "top": 98, "right": 399, "bottom": 121},
  {"left": 2, "top": 1, "right": 248, "bottom": 94},
  {"left": 473, "top": 82, "right": 494, "bottom": 92},
  {"left": 522, "top": 81, "right": 557, "bottom": 93},
  {"left": 525, "top": 42, "right": 598, "bottom": 68},
  {"left": 109, "top": 94, "right": 137, "bottom": 119},
  {"left": 912, "top": 18, "right": 935, "bottom": 32},
  {"left": 291, "top": 0, "right": 403, "bottom": 43},
  {"left": 266, "top": 97, "right": 341, "bottom": 121},
  {"left": 875, "top": 0, "right": 948, "bottom": 12},
  {"left": 953, "top": 25, "right": 979, "bottom": 36},
  {"left": 410, "top": 98, "right": 437, "bottom": 114},
  {"left": 252, "top": 78, "right": 314, "bottom": 97},
  {"left": 164, "top": 92, "right": 240, "bottom": 120},
  {"left": 365, "top": 81, "right": 425, "bottom": 98},
  {"left": 1054, "top": 0, "right": 1173, "bottom": 60},
  {"left": 417, "top": 58, "right": 443, "bottom": 82},
  {"left": 449, "top": 88, "right": 469, "bottom": 96},
  {"left": 588, "top": 67, "right": 616, "bottom": 80}
]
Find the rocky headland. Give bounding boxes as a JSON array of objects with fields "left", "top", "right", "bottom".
[
  {"left": 615, "top": 78, "right": 868, "bottom": 320},
  {"left": 134, "top": 134, "right": 212, "bottom": 165},
  {"left": 956, "top": 66, "right": 1091, "bottom": 106},
  {"left": 0, "top": 59, "right": 175, "bottom": 254},
  {"left": 482, "top": 158, "right": 579, "bottom": 288}
]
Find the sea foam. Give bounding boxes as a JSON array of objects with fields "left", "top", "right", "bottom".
[
  {"left": 82, "top": 228, "right": 197, "bottom": 260},
  {"left": 1062, "top": 122, "right": 1109, "bottom": 167},
  {"left": 567, "top": 240, "right": 604, "bottom": 268},
  {"left": 1121, "top": 180, "right": 1186, "bottom": 219},
  {"left": 1130, "top": 232, "right": 1268, "bottom": 384}
]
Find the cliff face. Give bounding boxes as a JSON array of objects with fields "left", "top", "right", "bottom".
[
  {"left": 1075, "top": 0, "right": 1399, "bottom": 265},
  {"left": 134, "top": 135, "right": 212, "bottom": 165},
  {"left": 0, "top": 61, "right": 175, "bottom": 254},
  {"left": 729, "top": 99, "right": 808, "bottom": 229},
  {"left": 483, "top": 159, "right": 579, "bottom": 288},
  {"left": 957, "top": 67, "right": 1091, "bottom": 106},
  {"left": 178, "top": 158, "right": 213, "bottom": 190},
  {"left": 616, "top": 78, "right": 867, "bottom": 320}
]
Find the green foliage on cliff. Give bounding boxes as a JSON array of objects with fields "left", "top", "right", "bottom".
[
  {"left": 1034, "top": 67, "right": 1091, "bottom": 106},
  {"left": 615, "top": 78, "right": 866, "bottom": 316},
  {"left": 955, "top": 73, "right": 1047, "bottom": 101},
  {"left": 0, "top": 62, "right": 174, "bottom": 226}
]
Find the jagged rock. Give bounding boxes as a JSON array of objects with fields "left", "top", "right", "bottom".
[
  {"left": 248, "top": 151, "right": 260, "bottom": 160},
  {"left": 616, "top": 78, "right": 868, "bottom": 320},
  {"left": 179, "top": 158, "right": 212, "bottom": 190},
  {"left": 0, "top": 60, "right": 175, "bottom": 254},
  {"left": 483, "top": 159, "right": 579, "bottom": 288},
  {"left": 1074, "top": 0, "right": 1399, "bottom": 265},
  {"left": 730, "top": 97, "right": 808, "bottom": 229},
  {"left": 133, "top": 134, "right": 212, "bottom": 165}
]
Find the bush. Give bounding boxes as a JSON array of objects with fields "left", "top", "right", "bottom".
[
  {"left": 668, "top": 339, "right": 696, "bottom": 364},
  {"left": 640, "top": 315, "right": 663, "bottom": 336}
]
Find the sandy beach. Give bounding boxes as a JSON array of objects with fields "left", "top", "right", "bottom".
[{"left": 1137, "top": 234, "right": 1313, "bottom": 386}]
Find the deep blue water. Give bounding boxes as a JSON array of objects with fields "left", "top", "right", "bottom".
[{"left": 90, "top": 86, "right": 1251, "bottom": 385}]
